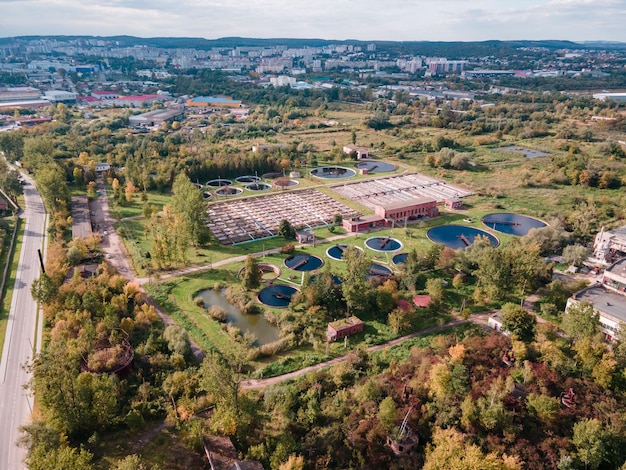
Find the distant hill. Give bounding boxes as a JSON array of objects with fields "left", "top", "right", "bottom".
[{"left": 1, "top": 35, "right": 625, "bottom": 58}]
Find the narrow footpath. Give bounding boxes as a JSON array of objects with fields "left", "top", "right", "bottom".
[{"left": 241, "top": 319, "right": 466, "bottom": 389}]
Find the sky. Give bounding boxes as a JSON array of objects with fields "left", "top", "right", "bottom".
[{"left": 1, "top": 0, "right": 626, "bottom": 42}]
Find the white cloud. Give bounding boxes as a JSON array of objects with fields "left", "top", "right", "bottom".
[{"left": 0, "top": 0, "right": 624, "bottom": 41}]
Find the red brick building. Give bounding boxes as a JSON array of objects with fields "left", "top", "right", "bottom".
[
  {"left": 343, "top": 214, "right": 386, "bottom": 233},
  {"left": 326, "top": 316, "right": 364, "bottom": 341},
  {"left": 374, "top": 196, "right": 438, "bottom": 220}
]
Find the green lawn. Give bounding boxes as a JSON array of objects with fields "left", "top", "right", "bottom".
[{"left": 0, "top": 217, "right": 22, "bottom": 358}]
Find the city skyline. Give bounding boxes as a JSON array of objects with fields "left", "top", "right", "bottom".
[{"left": 1, "top": 0, "right": 625, "bottom": 43}]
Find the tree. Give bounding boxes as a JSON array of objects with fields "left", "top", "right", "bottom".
[
  {"left": 423, "top": 427, "right": 518, "bottom": 470},
  {"left": 113, "top": 454, "right": 160, "bottom": 470},
  {"left": 0, "top": 160, "right": 23, "bottom": 202},
  {"left": 426, "top": 278, "right": 444, "bottom": 305},
  {"left": 31, "top": 273, "right": 59, "bottom": 304},
  {"left": 241, "top": 255, "right": 261, "bottom": 290},
  {"left": 278, "top": 219, "right": 296, "bottom": 240},
  {"left": 572, "top": 418, "right": 606, "bottom": 470},
  {"left": 341, "top": 245, "right": 374, "bottom": 316},
  {"left": 279, "top": 454, "right": 305, "bottom": 470},
  {"left": 500, "top": 303, "right": 536, "bottom": 342},
  {"left": 66, "top": 246, "right": 83, "bottom": 267},
  {"left": 562, "top": 301, "right": 599, "bottom": 341},
  {"left": 169, "top": 173, "right": 209, "bottom": 246},
  {"left": 35, "top": 163, "right": 69, "bottom": 214},
  {"left": 163, "top": 325, "right": 191, "bottom": 357},
  {"left": 0, "top": 131, "right": 24, "bottom": 161},
  {"left": 377, "top": 396, "right": 398, "bottom": 432},
  {"left": 199, "top": 350, "right": 247, "bottom": 430},
  {"left": 563, "top": 244, "right": 590, "bottom": 267}
]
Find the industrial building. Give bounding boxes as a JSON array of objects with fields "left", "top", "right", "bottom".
[
  {"left": 593, "top": 225, "right": 626, "bottom": 265},
  {"left": 0, "top": 87, "right": 40, "bottom": 102},
  {"left": 566, "top": 257, "right": 626, "bottom": 341},
  {"left": 44, "top": 90, "right": 78, "bottom": 103},
  {"left": 129, "top": 107, "right": 184, "bottom": 127}
]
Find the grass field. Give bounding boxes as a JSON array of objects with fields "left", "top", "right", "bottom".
[{"left": 0, "top": 217, "right": 21, "bottom": 358}]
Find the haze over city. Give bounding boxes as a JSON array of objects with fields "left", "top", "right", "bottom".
[{"left": 1, "top": 0, "right": 626, "bottom": 42}]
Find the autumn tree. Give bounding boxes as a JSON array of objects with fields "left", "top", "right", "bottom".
[
  {"left": 169, "top": 173, "right": 209, "bottom": 246},
  {"left": 0, "top": 131, "right": 24, "bottom": 161},
  {"left": 562, "top": 301, "right": 600, "bottom": 341},
  {"left": 572, "top": 418, "right": 607, "bottom": 470},
  {"left": 341, "top": 245, "right": 374, "bottom": 317},
  {"left": 0, "top": 159, "right": 23, "bottom": 202},
  {"left": 500, "top": 303, "right": 536, "bottom": 342},
  {"left": 423, "top": 427, "right": 519, "bottom": 470}
]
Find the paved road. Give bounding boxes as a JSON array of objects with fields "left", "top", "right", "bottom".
[{"left": 0, "top": 175, "right": 46, "bottom": 469}]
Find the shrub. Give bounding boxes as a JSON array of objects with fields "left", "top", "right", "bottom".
[
  {"left": 281, "top": 243, "right": 295, "bottom": 254},
  {"left": 193, "top": 296, "right": 205, "bottom": 308},
  {"left": 208, "top": 305, "right": 228, "bottom": 322}
]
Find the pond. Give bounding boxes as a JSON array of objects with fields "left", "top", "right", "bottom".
[
  {"left": 427, "top": 225, "right": 499, "bottom": 250},
  {"left": 197, "top": 289, "right": 280, "bottom": 345},
  {"left": 500, "top": 146, "right": 550, "bottom": 159},
  {"left": 482, "top": 213, "right": 547, "bottom": 236}
]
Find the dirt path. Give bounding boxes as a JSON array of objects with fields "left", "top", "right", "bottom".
[
  {"left": 91, "top": 180, "right": 207, "bottom": 361},
  {"left": 131, "top": 420, "right": 168, "bottom": 453},
  {"left": 241, "top": 319, "right": 466, "bottom": 389}
]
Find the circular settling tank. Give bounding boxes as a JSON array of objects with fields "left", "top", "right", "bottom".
[
  {"left": 215, "top": 187, "right": 243, "bottom": 197},
  {"left": 392, "top": 253, "right": 409, "bottom": 265},
  {"left": 236, "top": 175, "right": 260, "bottom": 183},
  {"left": 365, "top": 236, "right": 403, "bottom": 252},
  {"left": 326, "top": 244, "right": 363, "bottom": 261},
  {"left": 427, "top": 225, "right": 499, "bottom": 250},
  {"left": 367, "top": 263, "right": 393, "bottom": 279},
  {"left": 206, "top": 178, "right": 232, "bottom": 187},
  {"left": 482, "top": 213, "right": 547, "bottom": 236},
  {"left": 238, "top": 263, "right": 280, "bottom": 281},
  {"left": 246, "top": 182, "right": 272, "bottom": 191},
  {"left": 276, "top": 179, "right": 299, "bottom": 187},
  {"left": 310, "top": 166, "right": 356, "bottom": 179},
  {"left": 258, "top": 284, "right": 298, "bottom": 308},
  {"left": 355, "top": 160, "right": 397, "bottom": 173},
  {"left": 284, "top": 254, "right": 324, "bottom": 272}
]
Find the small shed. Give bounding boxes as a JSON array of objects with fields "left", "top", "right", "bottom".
[
  {"left": 488, "top": 312, "right": 509, "bottom": 335},
  {"left": 444, "top": 196, "right": 463, "bottom": 210},
  {"left": 295, "top": 229, "right": 315, "bottom": 244},
  {"left": 327, "top": 316, "right": 364, "bottom": 341},
  {"left": 343, "top": 145, "right": 370, "bottom": 159}
]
